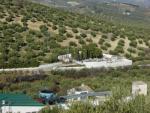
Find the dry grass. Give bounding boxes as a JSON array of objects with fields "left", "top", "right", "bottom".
[
  {"left": 27, "top": 20, "right": 44, "bottom": 31},
  {"left": 1, "top": 13, "right": 148, "bottom": 57}
]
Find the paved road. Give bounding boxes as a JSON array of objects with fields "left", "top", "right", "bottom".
[
  {"left": 0, "top": 63, "right": 149, "bottom": 72},
  {"left": 138, "top": 64, "right": 150, "bottom": 67},
  {"left": 0, "top": 67, "right": 39, "bottom": 72},
  {"left": 0, "top": 63, "right": 62, "bottom": 72}
]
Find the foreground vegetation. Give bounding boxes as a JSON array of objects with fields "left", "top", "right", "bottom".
[
  {"left": 40, "top": 95, "right": 150, "bottom": 113},
  {"left": 0, "top": 67, "right": 149, "bottom": 97},
  {"left": 0, "top": 0, "right": 149, "bottom": 68},
  {"left": 0, "top": 66, "right": 149, "bottom": 113}
]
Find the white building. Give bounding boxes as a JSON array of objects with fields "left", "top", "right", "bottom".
[
  {"left": 0, "top": 93, "right": 44, "bottom": 113},
  {"left": 58, "top": 54, "right": 72, "bottom": 63},
  {"left": 81, "top": 54, "right": 132, "bottom": 68},
  {"left": 67, "top": 84, "right": 93, "bottom": 101},
  {"left": 132, "top": 81, "right": 147, "bottom": 96},
  {"left": 67, "top": 1, "right": 80, "bottom": 6},
  {"left": 38, "top": 54, "right": 132, "bottom": 71},
  {"left": 65, "top": 84, "right": 112, "bottom": 104}
]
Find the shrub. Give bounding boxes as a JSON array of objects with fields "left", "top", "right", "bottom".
[
  {"left": 120, "top": 34, "right": 125, "bottom": 39},
  {"left": 81, "top": 24, "right": 89, "bottom": 30},
  {"left": 52, "top": 25, "right": 57, "bottom": 30},
  {"left": 101, "top": 35, "right": 108, "bottom": 39},
  {"left": 69, "top": 41, "right": 77, "bottom": 47},
  {"left": 79, "top": 39, "right": 85, "bottom": 45},
  {"left": 101, "top": 45, "right": 108, "bottom": 50},
  {"left": 56, "top": 37, "right": 64, "bottom": 42},
  {"left": 137, "top": 47, "right": 145, "bottom": 51},
  {"left": 72, "top": 28, "right": 78, "bottom": 33},
  {"left": 31, "top": 18, "right": 36, "bottom": 23},
  {"left": 127, "top": 48, "right": 136, "bottom": 53},
  {"left": 130, "top": 41, "right": 137, "bottom": 48},
  {"left": 40, "top": 25, "right": 48, "bottom": 33},
  {"left": 109, "top": 50, "right": 118, "bottom": 55},
  {"left": 76, "top": 35, "right": 81, "bottom": 39},
  {"left": 86, "top": 38, "right": 93, "bottom": 42},
  {"left": 118, "top": 39, "right": 125, "bottom": 46},
  {"left": 49, "top": 40, "right": 60, "bottom": 49},
  {"left": 6, "top": 16, "right": 13, "bottom": 22},
  {"left": 80, "top": 33, "right": 87, "bottom": 38},
  {"left": 105, "top": 42, "right": 111, "bottom": 47},
  {"left": 91, "top": 32, "right": 96, "bottom": 37},
  {"left": 66, "top": 32, "right": 73, "bottom": 38},
  {"left": 138, "top": 51, "right": 145, "bottom": 57},
  {"left": 115, "top": 46, "right": 124, "bottom": 53},
  {"left": 138, "top": 40, "right": 143, "bottom": 44},
  {"left": 59, "top": 27, "right": 66, "bottom": 34},
  {"left": 111, "top": 37, "right": 116, "bottom": 41},
  {"left": 99, "top": 38, "right": 105, "bottom": 45}
]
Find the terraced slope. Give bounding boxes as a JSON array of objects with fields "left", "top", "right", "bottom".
[{"left": 0, "top": 0, "right": 149, "bottom": 68}]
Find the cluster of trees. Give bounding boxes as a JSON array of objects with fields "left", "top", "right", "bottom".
[
  {"left": 0, "top": 0, "right": 149, "bottom": 68},
  {"left": 71, "top": 44, "right": 103, "bottom": 60},
  {"left": 0, "top": 70, "right": 47, "bottom": 89}
]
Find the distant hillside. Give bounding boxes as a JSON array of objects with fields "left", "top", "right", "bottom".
[
  {"left": 32, "top": 0, "right": 150, "bottom": 26},
  {"left": 0, "top": 0, "right": 149, "bottom": 68}
]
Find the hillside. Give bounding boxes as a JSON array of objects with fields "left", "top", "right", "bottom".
[
  {"left": 32, "top": 0, "right": 150, "bottom": 26},
  {"left": 32, "top": 0, "right": 150, "bottom": 7},
  {"left": 0, "top": 0, "right": 150, "bottom": 68}
]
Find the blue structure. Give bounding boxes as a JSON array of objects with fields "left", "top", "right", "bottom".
[{"left": 39, "top": 90, "right": 57, "bottom": 104}]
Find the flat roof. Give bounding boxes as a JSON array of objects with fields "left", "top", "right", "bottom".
[
  {"left": 0, "top": 93, "right": 44, "bottom": 106},
  {"left": 61, "top": 91, "right": 112, "bottom": 100},
  {"left": 132, "top": 81, "right": 147, "bottom": 85}
]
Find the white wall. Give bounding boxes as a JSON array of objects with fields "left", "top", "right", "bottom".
[
  {"left": 82, "top": 59, "right": 132, "bottom": 68},
  {"left": 0, "top": 67, "right": 39, "bottom": 72},
  {"left": 1, "top": 106, "right": 44, "bottom": 113},
  {"left": 132, "top": 84, "right": 147, "bottom": 96}
]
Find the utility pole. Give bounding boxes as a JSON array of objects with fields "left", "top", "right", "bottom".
[{"left": 0, "top": 102, "right": 2, "bottom": 113}]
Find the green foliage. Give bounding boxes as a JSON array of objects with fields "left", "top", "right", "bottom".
[
  {"left": 86, "top": 38, "right": 93, "bottom": 43},
  {"left": 59, "top": 27, "right": 66, "bottom": 34},
  {"left": 66, "top": 32, "right": 73, "bottom": 38},
  {"left": 38, "top": 67, "right": 150, "bottom": 113},
  {"left": 99, "top": 38, "right": 105, "bottom": 45},
  {"left": 80, "top": 33, "right": 87, "bottom": 38},
  {"left": 101, "top": 45, "right": 108, "bottom": 50},
  {"left": 79, "top": 39, "right": 85, "bottom": 45},
  {"left": 127, "top": 48, "right": 136, "bottom": 54},
  {"left": 115, "top": 45, "right": 124, "bottom": 54},
  {"left": 79, "top": 43, "right": 102, "bottom": 59},
  {"left": 72, "top": 28, "right": 78, "bottom": 33},
  {"left": 0, "top": 0, "right": 149, "bottom": 68},
  {"left": 105, "top": 42, "right": 111, "bottom": 48},
  {"left": 69, "top": 41, "right": 77, "bottom": 47},
  {"left": 52, "top": 25, "right": 57, "bottom": 30},
  {"left": 102, "top": 35, "right": 108, "bottom": 39},
  {"left": 91, "top": 32, "right": 96, "bottom": 37},
  {"left": 40, "top": 25, "right": 48, "bottom": 33},
  {"left": 118, "top": 39, "right": 125, "bottom": 47},
  {"left": 130, "top": 41, "right": 137, "bottom": 48},
  {"left": 75, "top": 35, "right": 81, "bottom": 39}
]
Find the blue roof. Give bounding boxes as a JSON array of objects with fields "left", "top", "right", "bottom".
[{"left": 0, "top": 93, "right": 44, "bottom": 106}]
